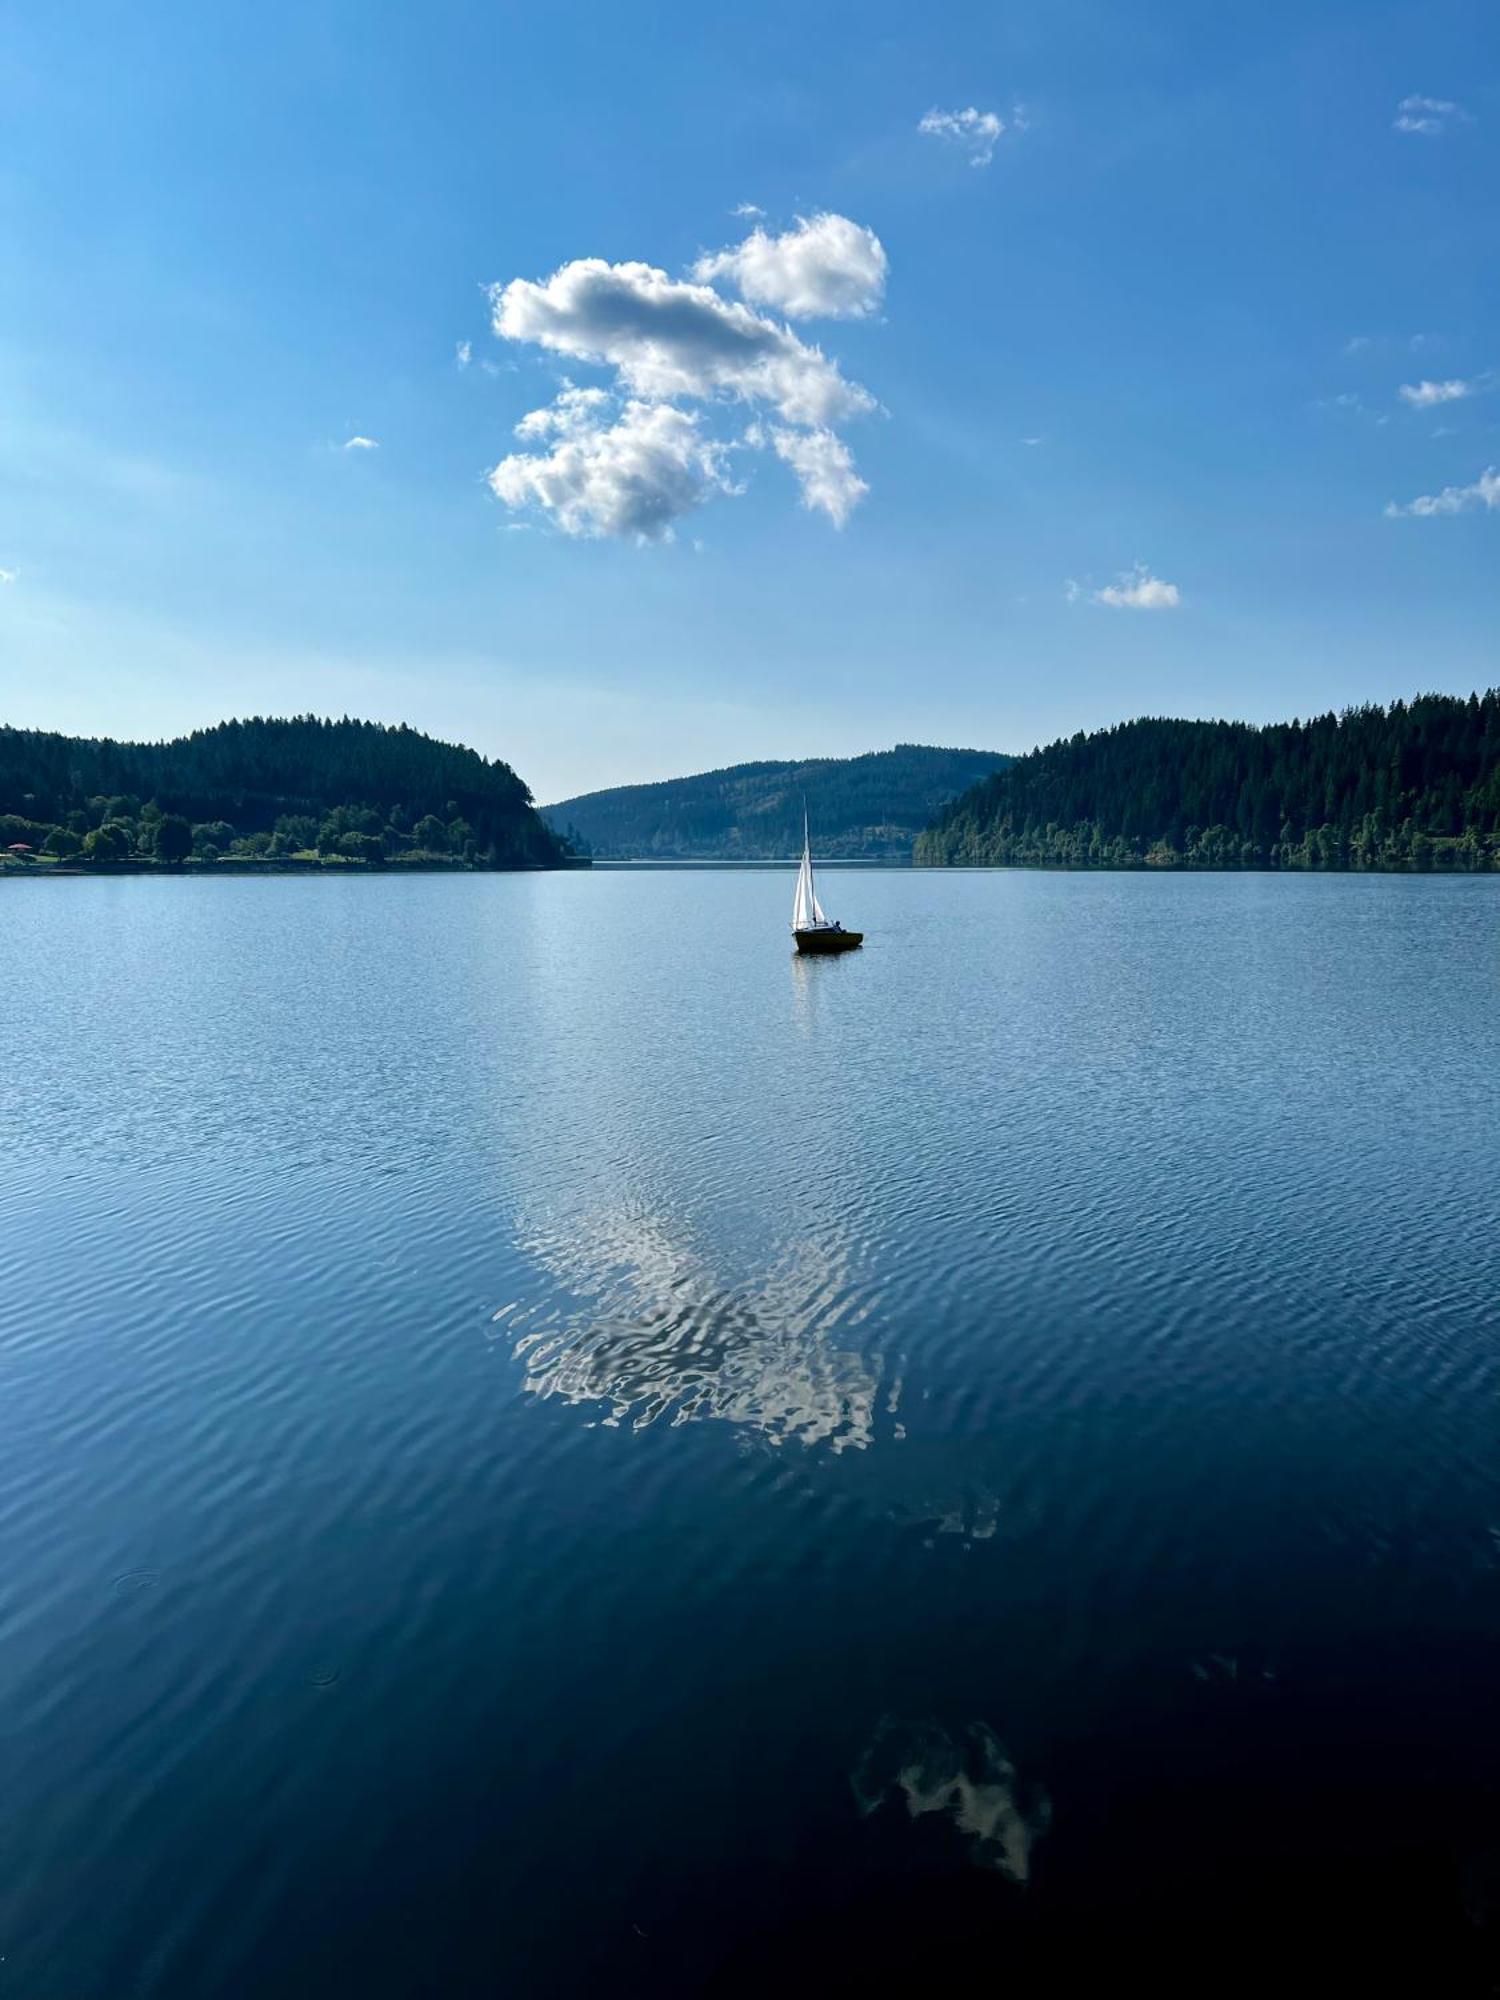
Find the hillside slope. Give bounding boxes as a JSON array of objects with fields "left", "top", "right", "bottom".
[
  {"left": 544, "top": 744, "right": 1012, "bottom": 859},
  {"left": 915, "top": 695, "right": 1500, "bottom": 870},
  {"left": 0, "top": 715, "right": 570, "bottom": 867}
]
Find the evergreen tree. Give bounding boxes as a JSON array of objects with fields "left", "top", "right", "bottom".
[
  {"left": 917, "top": 694, "right": 1500, "bottom": 872},
  {"left": 0, "top": 716, "right": 570, "bottom": 869}
]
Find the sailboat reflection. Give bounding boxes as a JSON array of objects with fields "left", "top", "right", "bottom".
[
  {"left": 788, "top": 942, "right": 860, "bottom": 1040},
  {"left": 495, "top": 1199, "right": 884, "bottom": 1452}
]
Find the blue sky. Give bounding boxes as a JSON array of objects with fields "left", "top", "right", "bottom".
[{"left": 1, "top": 0, "right": 1496, "bottom": 801}]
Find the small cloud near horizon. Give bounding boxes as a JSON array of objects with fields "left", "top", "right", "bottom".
[
  {"left": 1068, "top": 564, "right": 1182, "bottom": 610},
  {"left": 1385, "top": 467, "right": 1500, "bottom": 518},
  {"left": 0, "top": 567, "right": 17, "bottom": 585},
  {"left": 341, "top": 434, "right": 379, "bottom": 450},
  {"left": 918, "top": 103, "right": 1026, "bottom": 167},
  {"left": 1393, "top": 94, "right": 1469, "bottom": 135},
  {"left": 1344, "top": 333, "right": 1446, "bottom": 358},
  {"left": 1399, "top": 378, "right": 1473, "bottom": 408}
]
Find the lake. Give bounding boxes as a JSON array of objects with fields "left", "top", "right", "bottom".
[{"left": 4, "top": 867, "right": 1499, "bottom": 1993}]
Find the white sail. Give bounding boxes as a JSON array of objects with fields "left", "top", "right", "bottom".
[
  {"left": 792, "top": 813, "right": 829, "bottom": 930},
  {"left": 792, "top": 849, "right": 816, "bottom": 929}
]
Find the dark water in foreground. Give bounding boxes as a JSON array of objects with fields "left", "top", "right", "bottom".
[{"left": 3, "top": 868, "right": 1499, "bottom": 1994}]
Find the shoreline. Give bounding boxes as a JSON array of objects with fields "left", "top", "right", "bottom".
[
  {"left": 7, "top": 853, "right": 1495, "bottom": 879},
  {"left": 0, "top": 855, "right": 591, "bottom": 879}
]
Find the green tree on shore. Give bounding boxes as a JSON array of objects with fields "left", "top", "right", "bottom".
[
  {"left": 0, "top": 715, "right": 569, "bottom": 870},
  {"left": 82, "top": 822, "right": 132, "bottom": 861},
  {"left": 153, "top": 814, "right": 193, "bottom": 864},
  {"left": 918, "top": 693, "right": 1500, "bottom": 872}
]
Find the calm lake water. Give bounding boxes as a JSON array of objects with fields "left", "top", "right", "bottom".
[{"left": 4, "top": 868, "right": 1500, "bottom": 1993}]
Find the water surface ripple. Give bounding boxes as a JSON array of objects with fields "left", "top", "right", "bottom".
[{"left": 3, "top": 868, "right": 1499, "bottom": 1991}]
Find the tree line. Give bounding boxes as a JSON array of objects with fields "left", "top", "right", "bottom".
[
  {"left": 916, "top": 694, "right": 1500, "bottom": 871},
  {"left": 0, "top": 715, "right": 574, "bottom": 869}
]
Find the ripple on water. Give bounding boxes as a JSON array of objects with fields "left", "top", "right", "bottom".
[
  {"left": 111, "top": 1569, "right": 162, "bottom": 1597},
  {"left": 0, "top": 870, "right": 1498, "bottom": 1994}
]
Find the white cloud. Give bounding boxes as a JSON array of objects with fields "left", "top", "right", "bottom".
[
  {"left": 488, "top": 248, "right": 882, "bottom": 540},
  {"left": 512, "top": 382, "right": 611, "bottom": 439},
  {"left": 456, "top": 340, "right": 472, "bottom": 368},
  {"left": 1090, "top": 564, "right": 1182, "bottom": 610},
  {"left": 732, "top": 201, "right": 764, "bottom": 219},
  {"left": 1018, "top": 434, "right": 1043, "bottom": 446},
  {"left": 1344, "top": 334, "right": 1372, "bottom": 355},
  {"left": 693, "top": 212, "right": 887, "bottom": 320},
  {"left": 771, "top": 426, "right": 868, "bottom": 526},
  {"left": 1399, "top": 377, "right": 1472, "bottom": 407},
  {"left": 1385, "top": 467, "right": 1500, "bottom": 518},
  {"left": 918, "top": 104, "right": 1024, "bottom": 167},
  {"left": 489, "top": 396, "right": 735, "bottom": 542},
  {"left": 491, "top": 257, "right": 874, "bottom": 428},
  {"left": 0, "top": 567, "right": 16, "bottom": 585},
  {"left": 1394, "top": 94, "right": 1468, "bottom": 135},
  {"left": 342, "top": 434, "right": 379, "bottom": 450}
]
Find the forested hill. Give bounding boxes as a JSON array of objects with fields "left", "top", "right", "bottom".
[
  {"left": 915, "top": 694, "right": 1500, "bottom": 871},
  {"left": 544, "top": 745, "right": 1012, "bottom": 859},
  {"left": 0, "top": 716, "right": 570, "bottom": 867}
]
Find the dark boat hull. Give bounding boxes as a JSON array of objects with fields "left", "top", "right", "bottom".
[{"left": 794, "top": 928, "right": 864, "bottom": 954}]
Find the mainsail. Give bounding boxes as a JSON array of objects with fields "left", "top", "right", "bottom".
[{"left": 792, "top": 812, "right": 828, "bottom": 930}]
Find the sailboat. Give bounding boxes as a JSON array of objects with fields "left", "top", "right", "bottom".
[{"left": 792, "top": 811, "right": 863, "bottom": 954}]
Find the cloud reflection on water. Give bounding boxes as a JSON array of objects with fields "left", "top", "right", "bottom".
[
  {"left": 495, "top": 1197, "right": 886, "bottom": 1451},
  {"left": 852, "top": 1717, "right": 1051, "bottom": 1881}
]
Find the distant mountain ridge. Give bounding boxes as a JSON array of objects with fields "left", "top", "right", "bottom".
[
  {"left": 916, "top": 694, "right": 1500, "bottom": 871},
  {"left": 544, "top": 744, "right": 1012, "bottom": 859}
]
